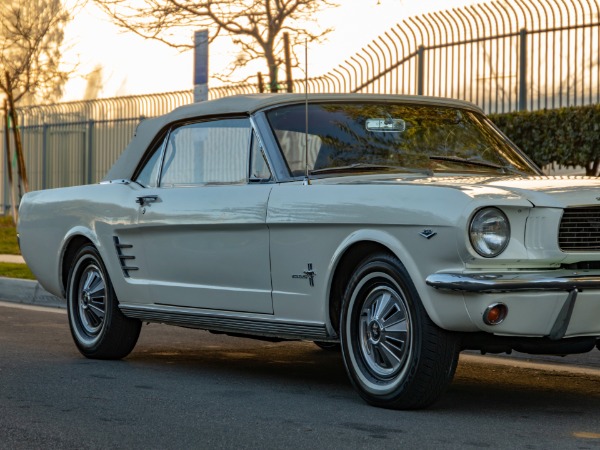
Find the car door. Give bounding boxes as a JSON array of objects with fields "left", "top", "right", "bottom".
[{"left": 131, "top": 117, "right": 274, "bottom": 314}]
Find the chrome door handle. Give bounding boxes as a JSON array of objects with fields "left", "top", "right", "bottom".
[{"left": 136, "top": 195, "right": 159, "bottom": 207}]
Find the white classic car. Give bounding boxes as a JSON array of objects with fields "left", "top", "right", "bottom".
[{"left": 18, "top": 94, "right": 600, "bottom": 409}]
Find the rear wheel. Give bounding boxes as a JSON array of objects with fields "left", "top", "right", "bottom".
[
  {"left": 67, "top": 245, "right": 141, "bottom": 359},
  {"left": 340, "top": 253, "right": 459, "bottom": 409}
]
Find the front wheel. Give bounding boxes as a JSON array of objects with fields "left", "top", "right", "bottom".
[
  {"left": 67, "top": 245, "right": 141, "bottom": 359},
  {"left": 341, "top": 253, "right": 459, "bottom": 409}
]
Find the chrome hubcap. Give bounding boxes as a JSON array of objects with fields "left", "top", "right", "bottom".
[
  {"left": 77, "top": 265, "right": 107, "bottom": 336},
  {"left": 359, "top": 286, "right": 411, "bottom": 378},
  {"left": 369, "top": 320, "right": 382, "bottom": 342}
]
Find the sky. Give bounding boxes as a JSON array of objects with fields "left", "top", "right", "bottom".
[{"left": 61, "top": 0, "right": 487, "bottom": 101}]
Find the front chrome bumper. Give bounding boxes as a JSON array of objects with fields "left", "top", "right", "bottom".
[
  {"left": 426, "top": 270, "right": 600, "bottom": 340},
  {"left": 425, "top": 270, "right": 600, "bottom": 293}
]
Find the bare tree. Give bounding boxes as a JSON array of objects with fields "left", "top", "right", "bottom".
[
  {"left": 93, "top": 0, "right": 337, "bottom": 92},
  {"left": 0, "top": 0, "right": 74, "bottom": 217},
  {"left": 0, "top": 0, "right": 72, "bottom": 106}
]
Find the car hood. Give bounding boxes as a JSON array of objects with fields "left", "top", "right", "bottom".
[
  {"left": 473, "top": 176, "right": 600, "bottom": 207},
  {"left": 325, "top": 175, "right": 600, "bottom": 208}
]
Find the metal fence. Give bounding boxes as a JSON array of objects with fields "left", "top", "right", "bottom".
[
  {"left": 140, "top": 0, "right": 600, "bottom": 114},
  {"left": 2, "top": 0, "right": 600, "bottom": 213},
  {"left": 312, "top": 0, "right": 600, "bottom": 113}
]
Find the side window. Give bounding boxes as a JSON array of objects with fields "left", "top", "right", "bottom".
[
  {"left": 250, "top": 132, "right": 272, "bottom": 181},
  {"left": 135, "top": 136, "right": 167, "bottom": 188},
  {"left": 160, "top": 118, "right": 252, "bottom": 187}
]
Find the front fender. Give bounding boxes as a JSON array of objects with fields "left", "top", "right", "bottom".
[{"left": 326, "top": 227, "right": 473, "bottom": 334}]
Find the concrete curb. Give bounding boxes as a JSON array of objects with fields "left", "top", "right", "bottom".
[
  {"left": 0, "top": 277, "right": 65, "bottom": 309},
  {"left": 461, "top": 353, "right": 600, "bottom": 377}
]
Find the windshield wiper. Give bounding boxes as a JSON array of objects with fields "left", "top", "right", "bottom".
[
  {"left": 310, "top": 163, "right": 432, "bottom": 176},
  {"left": 429, "top": 155, "right": 505, "bottom": 171}
]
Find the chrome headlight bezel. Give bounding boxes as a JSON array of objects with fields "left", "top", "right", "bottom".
[{"left": 469, "top": 207, "right": 511, "bottom": 258}]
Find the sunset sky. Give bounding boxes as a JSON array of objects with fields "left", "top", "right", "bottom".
[{"left": 61, "top": 0, "right": 487, "bottom": 101}]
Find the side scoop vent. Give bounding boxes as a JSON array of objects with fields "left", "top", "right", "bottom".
[{"left": 113, "top": 236, "right": 138, "bottom": 277}]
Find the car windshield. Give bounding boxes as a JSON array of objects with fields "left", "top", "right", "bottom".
[{"left": 265, "top": 102, "right": 539, "bottom": 178}]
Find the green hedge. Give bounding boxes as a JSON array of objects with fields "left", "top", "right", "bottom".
[{"left": 489, "top": 104, "right": 600, "bottom": 176}]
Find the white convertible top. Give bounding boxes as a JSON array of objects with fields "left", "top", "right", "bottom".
[{"left": 104, "top": 93, "right": 483, "bottom": 181}]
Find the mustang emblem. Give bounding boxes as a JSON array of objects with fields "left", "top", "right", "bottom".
[
  {"left": 419, "top": 229, "right": 437, "bottom": 239},
  {"left": 292, "top": 263, "right": 317, "bottom": 287}
]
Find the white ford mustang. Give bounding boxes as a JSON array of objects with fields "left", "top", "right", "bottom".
[{"left": 18, "top": 93, "right": 600, "bottom": 409}]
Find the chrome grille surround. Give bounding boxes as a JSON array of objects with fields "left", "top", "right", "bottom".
[{"left": 559, "top": 207, "right": 600, "bottom": 251}]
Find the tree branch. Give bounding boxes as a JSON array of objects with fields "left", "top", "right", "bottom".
[{"left": 92, "top": 0, "right": 338, "bottom": 87}]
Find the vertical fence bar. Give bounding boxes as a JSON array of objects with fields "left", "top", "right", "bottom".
[
  {"left": 519, "top": 28, "right": 528, "bottom": 111},
  {"left": 563, "top": 1, "right": 572, "bottom": 106},
  {"left": 42, "top": 124, "right": 48, "bottom": 190},
  {"left": 544, "top": 11, "right": 550, "bottom": 109},
  {"left": 535, "top": 16, "right": 545, "bottom": 109},
  {"left": 417, "top": 45, "right": 425, "bottom": 95},
  {"left": 87, "top": 120, "right": 94, "bottom": 185}
]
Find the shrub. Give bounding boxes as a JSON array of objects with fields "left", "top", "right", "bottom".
[{"left": 490, "top": 104, "right": 600, "bottom": 176}]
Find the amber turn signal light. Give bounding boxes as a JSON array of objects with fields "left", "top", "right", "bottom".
[{"left": 483, "top": 303, "right": 508, "bottom": 325}]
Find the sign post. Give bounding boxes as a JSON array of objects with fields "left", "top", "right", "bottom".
[{"left": 194, "top": 30, "right": 209, "bottom": 102}]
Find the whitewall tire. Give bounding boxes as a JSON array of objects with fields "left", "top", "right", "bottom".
[
  {"left": 341, "top": 253, "right": 459, "bottom": 409},
  {"left": 67, "top": 245, "right": 141, "bottom": 359}
]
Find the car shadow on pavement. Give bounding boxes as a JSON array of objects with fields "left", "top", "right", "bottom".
[{"left": 114, "top": 325, "right": 600, "bottom": 413}]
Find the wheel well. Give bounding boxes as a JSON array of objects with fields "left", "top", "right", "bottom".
[
  {"left": 328, "top": 241, "right": 394, "bottom": 335},
  {"left": 61, "top": 236, "right": 93, "bottom": 292}
]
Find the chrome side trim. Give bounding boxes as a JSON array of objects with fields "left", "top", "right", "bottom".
[
  {"left": 119, "top": 304, "right": 329, "bottom": 340},
  {"left": 425, "top": 270, "right": 600, "bottom": 293},
  {"left": 99, "top": 179, "right": 130, "bottom": 185}
]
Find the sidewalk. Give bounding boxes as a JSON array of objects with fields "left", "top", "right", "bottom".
[{"left": 0, "top": 254, "right": 25, "bottom": 264}]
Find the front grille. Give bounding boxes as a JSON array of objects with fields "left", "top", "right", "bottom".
[{"left": 559, "top": 207, "right": 600, "bottom": 251}]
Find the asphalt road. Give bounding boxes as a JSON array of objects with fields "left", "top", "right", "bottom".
[{"left": 1, "top": 301, "right": 600, "bottom": 450}]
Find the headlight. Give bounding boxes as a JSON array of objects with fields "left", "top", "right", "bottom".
[{"left": 469, "top": 207, "right": 510, "bottom": 257}]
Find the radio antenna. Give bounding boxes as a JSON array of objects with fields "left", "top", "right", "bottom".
[{"left": 303, "top": 37, "right": 311, "bottom": 186}]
